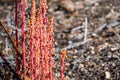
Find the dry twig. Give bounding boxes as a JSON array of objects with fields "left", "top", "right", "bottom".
[{"left": 0, "top": 20, "right": 21, "bottom": 57}]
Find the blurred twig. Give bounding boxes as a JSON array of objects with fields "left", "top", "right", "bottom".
[
  {"left": 84, "top": 17, "right": 88, "bottom": 43},
  {"left": 0, "top": 20, "right": 21, "bottom": 56}
]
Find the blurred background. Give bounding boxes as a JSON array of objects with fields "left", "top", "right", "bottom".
[{"left": 0, "top": 0, "right": 120, "bottom": 80}]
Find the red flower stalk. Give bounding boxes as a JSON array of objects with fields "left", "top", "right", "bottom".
[
  {"left": 15, "top": 0, "right": 18, "bottom": 48},
  {"left": 15, "top": 0, "right": 21, "bottom": 77},
  {"left": 34, "top": 26, "right": 40, "bottom": 79},
  {"left": 41, "top": 0, "right": 49, "bottom": 79},
  {"left": 37, "top": 0, "right": 45, "bottom": 79},
  {"left": 21, "top": 0, "right": 55, "bottom": 79},
  {"left": 41, "top": 0, "right": 47, "bottom": 25},
  {"left": 21, "top": 0, "right": 26, "bottom": 78},
  {"left": 43, "top": 25, "right": 48, "bottom": 79},
  {"left": 60, "top": 50, "right": 66, "bottom": 80},
  {"left": 29, "top": 0, "right": 36, "bottom": 79},
  {"left": 48, "top": 16, "right": 53, "bottom": 80}
]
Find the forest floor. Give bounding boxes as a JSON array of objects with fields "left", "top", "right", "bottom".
[{"left": 0, "top": 0, "right": 120, "bottom": 80}]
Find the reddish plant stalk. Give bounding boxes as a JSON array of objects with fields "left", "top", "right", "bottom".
[
  {"left": 21, "top": 0, "right": 55, "bottom": 79},
  {"left": 21, "top": 0, "right": 26, "bottom": 78},
  {"left": 31, "top": 0, "right": 40, "bottom": 79},
  {"left": 42, "top": 0, "right": 49, "bottom": 79},
  {"left": 15, "top": 0, "right": 21, "bottom": 77},
  {"left": 48, "top": 17, "right": 53, "bottom": 80},
  {"left": 40, "top": 22, "right": 44, "bottom": 80},
  {"left": 29, "top": 28, "right": 34, "bottom": 80},
  {"left": 29, "top": 0, "right": 36, "bottom": 79},
  {"left": 39, "top": 13, "right": 44, "bottom": 80},
  {"left": 34, "top": 36, "right": 40, "bottom": 79},
  {"left": 60, "top": 50, "right": 66, "bottom": 80},
  {"left": 43, "top": 26, "right": 48, "bottom": 79},
  {"left": 15, "top": 0, "right": 18, "bottom": 48},
  {"left": 38, "top": 0, "right": 45, "bottom": 80},
  {"left": 34, "top": 28, "right": 39, "bottom": 79},
  {"left": 34, "top": 19, "right": 41, "bottom": 79},
  {"left": 42, "top": 0, "right": 47, "bottom": 25}
]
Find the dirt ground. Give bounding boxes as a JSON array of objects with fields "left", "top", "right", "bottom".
[{"left": 0, "top": 0, "right": 120, "bottom": 80}]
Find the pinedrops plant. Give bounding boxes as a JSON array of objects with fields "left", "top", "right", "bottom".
[
  {"left": 23, "top": 0, "right": 54, "bottom": 79},
  {"left": 0, "top": 0, "right": 66, "bottom": 80},
  {"left": 26, "top": 0, "right": 54, "bottom": 79}
]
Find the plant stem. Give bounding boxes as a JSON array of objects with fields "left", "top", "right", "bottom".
[
  {"left": 60, "top": 50, "right": 66, "bottom": 80},
  {"left": 49, "top": 17, "right": 53, "bottom": 80},
  {"left": 15, "top": 0, "right": 21, "bottom": 77},
  {"left": 15, "top": 0, "right": 18, "bottom": 48},
  {"left": 30, "top": 0, "right": 36, "bottom": 79},
  {"left": 21, "top": 0, "right": 26, "bottom": 78}
]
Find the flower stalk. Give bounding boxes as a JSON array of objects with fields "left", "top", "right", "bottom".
[
  {"left": 29, "top": 0, "right": 36, "bottom": 79},
  {"left": 48, "top": 16, "right": 54, "bottom": 80},
  {"left": 15, "top": 0, "right": 21, "bottom": 77},
  {"left": 21, "top": 0, "right": 26, "bottom": 78},
  {"left": 60, "top": 50, "right": 66, "bottom": 80}
]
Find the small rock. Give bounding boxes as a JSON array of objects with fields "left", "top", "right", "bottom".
[
  {"left": 94, "top": 2, "right": 99, "bottom": 6},
  {"left": 68, "top": 71, "right": 72, "bottom": 75},
  {"left": 111, "top": 47, "right": 119, "bottom": 51},
  {"left": 60, "top": 0, "right": 75, "bottom": 12},
  {"left": 91, "top": 50, "right": 95, "bottom": 54},
  {"left": 90, "top": 46, "right": 95, "bottom": 54},
  {"left": 105, "top": 5, "right": 111, "bottom": 10},
  {"left": 105, "top": 71, "right": 111, "bottom": 79},
  {"left": 74, "top": 49, "right": 77, "bottom": 53},
  {"left": 79, "top": 64, "right": 84, "bottom": 68},
  {"left": 112, "top": 54, "right": 119, "bottom": 59},
  {"left": 66, "top": 62, "right": 70, "bottom": 66},
  {"left": 7, "top": 6, "right": 12, "bottom": 10},
  {"left": 75, "top": 1, "right": 84, "bottom": 10},
  {"left": 73, "top": 56, "right": 78, "bottom": 59},
  {"left": 101, "top": 63, "right": 105, "bottom": 66}
]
